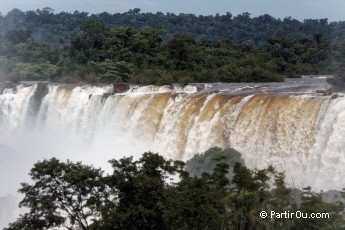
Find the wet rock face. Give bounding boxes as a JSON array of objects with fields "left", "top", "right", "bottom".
[
  {"left": 113, "top": 83, "right": 130, "bottom": 93},
  {"left": 331, "top": 93, "right": 339, "bottom": 99},
  {"left": 27, "top": 82, "right": 49, "bottom": 117},
  {"left": 33, "top": 82, "right": 49, "bottom": 108},
  {"left": 35, "top": 82, "right": 49, "bottom": 97}
]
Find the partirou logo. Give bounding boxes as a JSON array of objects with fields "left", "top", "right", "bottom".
[{"left": 260, "top": 211, "right": 330, "bottom": 219}]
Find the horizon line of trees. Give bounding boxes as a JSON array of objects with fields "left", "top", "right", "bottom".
[
  {"left": 5, "top": 147, "right": 345, "bottom": 229},
  {"left": 1, "top": 8, "right": 345, "bottom": 47},
  {"left": 0, "top": 8, "right": 344, "bottom": 87},
  {"left": 1, "top": 19, "right": 344, "bottom": 85}
]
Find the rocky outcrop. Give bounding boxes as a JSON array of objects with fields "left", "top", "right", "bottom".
[
  {"left": 34, "top": 82, "right": 49, "bottom": 98},
  {"left": 113, "top": 83, "right": 130, "bottom": 93},
  {"left": 316, "top": 87, "right": 335, "bottom": 96},
  {"left": 189, "top": 83, "right": 206, "bottom": 92},
  {"left": 27, "top": 82, "right": 49, "bottom": 117}
]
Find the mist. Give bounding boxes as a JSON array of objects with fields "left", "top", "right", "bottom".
[{"left": 0, "top": 84, "right": 149, "bottom": 228}]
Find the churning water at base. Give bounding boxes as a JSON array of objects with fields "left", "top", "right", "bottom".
[{"left": 0, "top": 79, "right": 344, "bottom": 227}]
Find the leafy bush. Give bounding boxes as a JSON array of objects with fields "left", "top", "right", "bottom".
[{"left": 186, "top": 147, "right": 245, "bottom": 179}]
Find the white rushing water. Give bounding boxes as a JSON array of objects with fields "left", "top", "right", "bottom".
[{"left": 0, "top": 81, "right": 344, "bottom": 227}]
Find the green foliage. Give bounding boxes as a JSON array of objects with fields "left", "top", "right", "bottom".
[
  {"left": 163, "top": 162, "right": 229, "bottom": 229},
  {"left": 1, "top": 9, "right": 345, "bottom": 47},
  {"left": 67, "top": 25, "right": 288, "bottom": 84},
  {"left": 1, "top": 10, "right": 344, "bottom": 84},
  {"left": 89, "top": 60, "right": 134, "bottom": 83},
  {"left": 92, "top": 152, "right": 185, "bottom": 229},
  {"left": 227, "top": 163, "right": 275, "bottom": 229},
  {"left": 5, "top": 158, "right": 106, "bottom": 230},
  {"left": 15, "top": 62, "right": 58, "bottom": 80},
  {"left": 5, "top": 29, "right": 32, "bottom": 44},
  {"left": 186, "top": 147, "right": 244, "bottom": 179},
  {"left": 267, "top": 34, "right": 333, "bottom": 75},
  {"left": 270, "top": 172, "right": 295, "bottom": 228},
  {"left": 291, "top": 186, "right": 345, "bottom": 230},
  {"left": 167, "top": 34, "right": 197, "bottom": 70},
  {"left": 7, "top": 149, "right": 345, "bottom": 229}
]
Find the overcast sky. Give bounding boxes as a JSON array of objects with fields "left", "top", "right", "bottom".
[{"left": 0, "top": 0, "right": 345, "bottom": 22}]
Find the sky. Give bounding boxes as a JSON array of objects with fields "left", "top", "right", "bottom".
[{"left": 0, "top": 0, "right": 345, "bottom": 22}]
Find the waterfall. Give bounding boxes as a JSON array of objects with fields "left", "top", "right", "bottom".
[{"left": 0, "top": 82, "right": 344, "bottom": 195}]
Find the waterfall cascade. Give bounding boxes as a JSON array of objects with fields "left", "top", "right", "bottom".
[{"left": 0, "top": 80, "right": 344, "bottom": 194}]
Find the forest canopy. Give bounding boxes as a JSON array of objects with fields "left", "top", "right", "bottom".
[{"left": 0, "top": 8, "right": 344, "bottom": 85}]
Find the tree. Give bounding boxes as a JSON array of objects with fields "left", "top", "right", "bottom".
[
  {"left": 6, "top": 151, "right": 345, "bottom": 229},
  {"left": 185, "top": 147, "right": 244, "bottom": 179},
  {"left": 163, "top": 156, "right": 230, "bottom": 229},
  {"left": 270, "top": 172, "right": 295, "bottom": 229},
  {"left": 291, "top": 186, "right": 345, "bottom": 230},
  {"left": 328, "top": 42, "right": 345, "bottom": 89},
  {"left": 93, "top": 152, "right": 185, "bottom": 229},
  {"left": 15, "top": 62, "right": 58, "bottom": 80},
  {"left": 89, "top": 60, "right": 134, "bottom": 83},
  {"left": 167, "top": 34, "right": 197, "bottom": 70},
  {"left": 6, "top": 158, "right": 106, "bottom": 230},
  {"left": 70, "top": 19, "right": 110, "bottom": 63},
  {"left": 227, "top": 163, "right": 274, "bottom": 230},
  {"left": 5, "top": 29, "right": 32, "bottom": 44}
]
